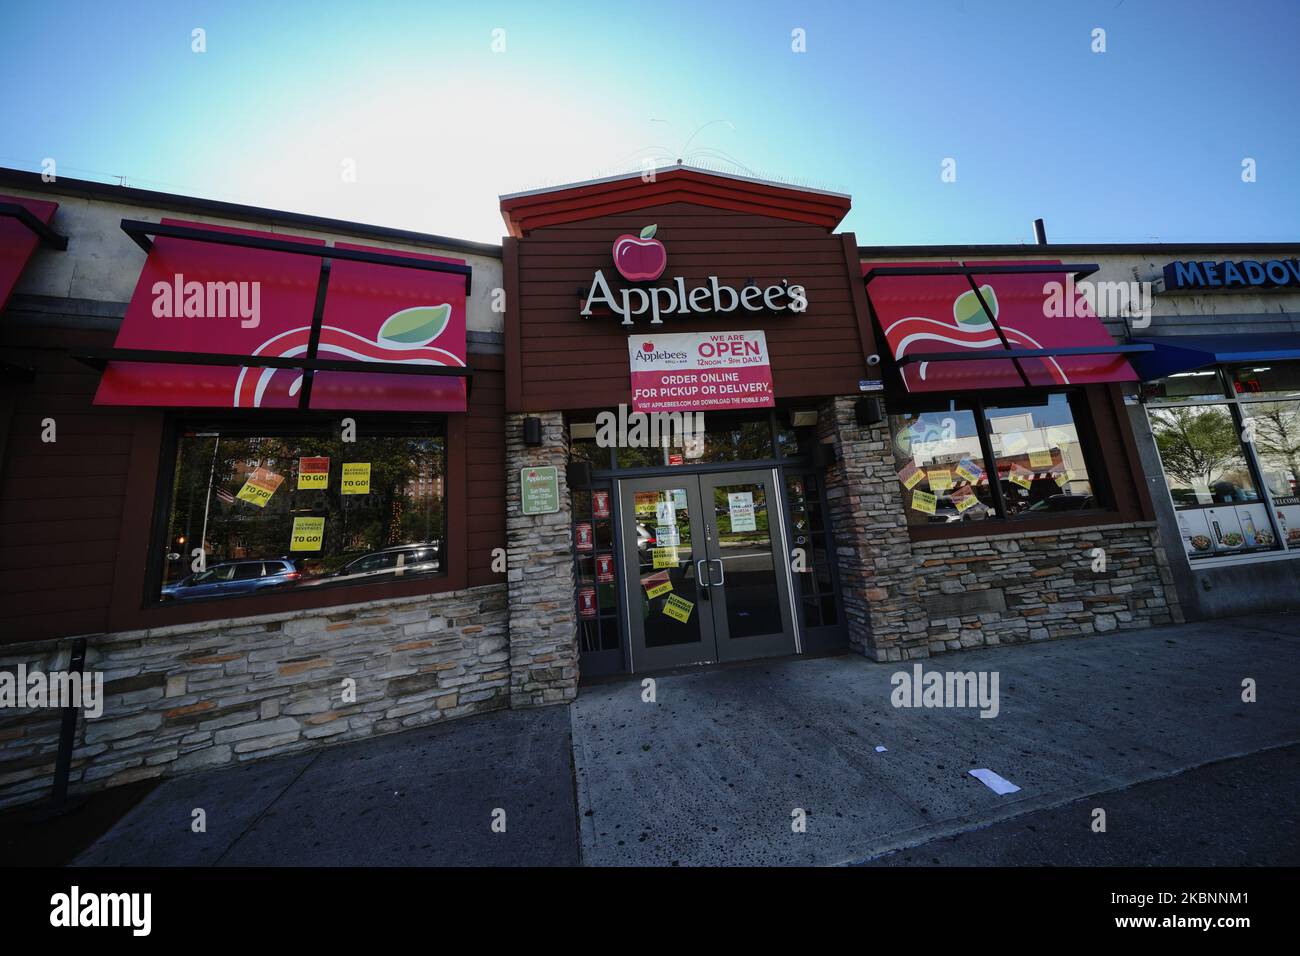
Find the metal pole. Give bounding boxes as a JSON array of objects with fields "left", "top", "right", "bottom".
[
  {"left": 1033, "top": 218, "right": 1048, "bottom": 245},
  {"left": 50, "top": 637, "right": 87, "bottom": 808}
]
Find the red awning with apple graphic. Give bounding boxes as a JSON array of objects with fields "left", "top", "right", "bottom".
[
  {"left": 91, "top": 219, "right": 470, "bottom": 412},
  {"left": 863, "top": 260, "right": 1139, "bottom": 393}
]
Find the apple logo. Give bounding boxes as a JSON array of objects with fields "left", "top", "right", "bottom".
[
  {"left": 641, "top": 342, "right": 654, "bottom": 352},
  {"left": 613, "top": 224, "right": 667, "bottom": 281}
]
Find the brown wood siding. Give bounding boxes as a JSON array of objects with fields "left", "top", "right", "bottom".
[
  {"left": 0, "top": 326, "right": 138, "bottom": 643},
  {"left": 0, "top": 325, "right": 505, "bottom": 645},
  {"left": 508, "top": 202, "right": 873, "bottom": 412}
]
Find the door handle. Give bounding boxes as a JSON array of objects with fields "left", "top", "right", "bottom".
[
  {"left": 710, "top": 557, "right": 725, "bottom": 585},
  {"left": 695, "top": 558, "right": 711, "bottom": 600}
]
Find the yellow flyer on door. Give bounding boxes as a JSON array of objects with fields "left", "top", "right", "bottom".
[
  {"left": 645, "top": 581, "right": 672, "bottom": 599},
  {"left": 652, "top": 547, "right": 679, "bottom": 568},
  {"left": 341, "top": 462, "right": 371, "bottom": 495},
  {"left": 236, "top": 467, "right": 284, "bottom": 508},
  {"left": 290, "top": 516, "right": 325, "bottom": 551},
  {"left": 911, "top": 489, "right": 937, "bottom": 515},
  {"left": 662, "top": 594, "right": 694, "bottom": 623},
  {"left": 927, "top": 468, "right": 952, "bottom": 491},
  {"left": 1008, "top": 465, "right": 1034, "bottom": 489}
]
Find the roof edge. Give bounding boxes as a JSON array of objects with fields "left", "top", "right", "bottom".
[
  {"left": 0, "top": 167, "right": 502, "bottom": 259},
  {"left": 859, "top": 242, "right": 1300, "bottom": 257},
  {"left": 499, "top": 163, "right": 851, "bottom": 202}
]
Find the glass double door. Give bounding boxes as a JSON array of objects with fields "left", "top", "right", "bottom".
[{"left": 619, "top": 469, "right": 797, "bottom": 672}]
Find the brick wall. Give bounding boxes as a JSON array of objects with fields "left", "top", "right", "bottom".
[
  {"left": 818, "top": 395, "right": 1183, "bottom": 662},
  {"left": 0, "top": 584, "right": 507, "bottom": 809}
]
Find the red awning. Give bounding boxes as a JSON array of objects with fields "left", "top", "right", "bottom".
[
  {"left": 863, "top": 260, "right": 1139, "bottom": 393},
  {"left": 92, "top": 220, "right": 470, "bottom": 412},
  {"left": 0, "top": 194, "right": 61, "bottom": 314}
]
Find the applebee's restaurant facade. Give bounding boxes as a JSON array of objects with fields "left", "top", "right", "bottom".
[{"left": 0, "top": 165, "right": 1191, "bottom": 807}]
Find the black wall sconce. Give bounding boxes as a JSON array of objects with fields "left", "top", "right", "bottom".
[{"left": 523, "top": 416, "right": 542, "bottom": 446}]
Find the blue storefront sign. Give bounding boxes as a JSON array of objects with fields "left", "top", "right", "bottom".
[{"left": 1163, "top": 258, "right": 1300, "bottom": 291}]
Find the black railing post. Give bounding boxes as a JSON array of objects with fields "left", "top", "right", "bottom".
[{"left": 50, "top": 637, "right": 87, "bottom": 808}]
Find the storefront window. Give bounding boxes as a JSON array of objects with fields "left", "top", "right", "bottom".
[
  {"left": 1240, "top": 400, "right": 1300, "bottom": 549},
  {"left": 890, "top": 404, "right": 996, "bottom": 525},
  {"left": 1142, "top": 368, "right": 1229, "bottom": 405},
  {"left": 985, "top": 394, "right": 1099, "bottom": 517},
  {"left": 572, "top": 486, "right": 621, "bottom": 653},
  {"left": 889, "top": 392, "right": 1102, "bottom": 526},
  {"left": 159, "top": 422, "right": 446, "bottom": 602},
  {"left": 1148, "top": 404, "right": 1278, "bottom": 558},
  {"left": 1227, "top": 363, "right": 1300, "bottom": 400},
  {"left": 786, "top": 474, "right": 837, "bottom": 628}
]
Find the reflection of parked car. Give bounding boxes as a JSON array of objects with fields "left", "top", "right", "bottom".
[
  {"left": 161, "top": 559, "right": 301, "bottom": 601},
  {"left": 313, "top": 543, "right": 440, "bottom": 585},
  {"left": 636, "top": 523, "right": 657, "bottom": 561},
  {"left": 1025, "top": 494, "right": 1095, "bottom": 513}
]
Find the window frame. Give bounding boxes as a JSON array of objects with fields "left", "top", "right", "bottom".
[
  {"left": 1143, "top": 361, "right": 1300, "bottom": 565},
  {"left": 888, "top": 387, "right": 1120, "bottom": 540},
  {"left": 145, "top": 411, "right": 451, "bottom": 609}
]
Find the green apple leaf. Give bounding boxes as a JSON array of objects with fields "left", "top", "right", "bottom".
[
  {"left": 953, "top": 285, "right": 998, "bottom": 327},
  {"left": 639, "top": 224, "right": 658, "bottom": 240},
  {"left": 378, "top": 304, "right": 452, "bottom": 346}
]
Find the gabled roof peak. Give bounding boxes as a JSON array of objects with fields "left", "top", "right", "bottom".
[{"left": 499, "top": 164, "right": 851, "bottom": 236}]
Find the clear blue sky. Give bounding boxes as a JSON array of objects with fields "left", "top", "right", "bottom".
[{"left": 2, "top": 0, "right": 1297, "bottom": 245}]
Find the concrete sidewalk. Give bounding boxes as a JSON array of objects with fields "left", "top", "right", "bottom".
[
  {"left": 75, "top": 705, "right": 578, "bottom": 866},
  {"left": 74, "top": 612, "right": 1298, "bottom": 867},
  {"left": 570, "top": 612, "right": 1300, "bottom": 865}
]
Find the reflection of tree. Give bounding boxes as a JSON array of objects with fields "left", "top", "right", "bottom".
[
  {"left": 1246, "top": 401, "right": 1300, "bottom": 490},
  {"left": 1151, "top": 407, "right": 1241, "bottom": 486}
]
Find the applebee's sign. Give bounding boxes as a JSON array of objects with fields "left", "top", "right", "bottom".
[{"left": 582, "top": 224, "right": 808, "bottom": 326}]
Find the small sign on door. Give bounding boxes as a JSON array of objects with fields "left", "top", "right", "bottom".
[{"left": 728, "top": 492, "right": 756, "bottom": 532}]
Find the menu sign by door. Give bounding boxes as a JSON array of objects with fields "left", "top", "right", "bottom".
[{"left": 520, "top": 467, "right": 560, "bottom": 515}]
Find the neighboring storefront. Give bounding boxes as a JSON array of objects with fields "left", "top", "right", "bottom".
[
  {"left": 1123, "top": 252, "right": 1300, "bottom": 616},
  {"left": 7, "top": 163, "right": 1294, "bottom": 809}
]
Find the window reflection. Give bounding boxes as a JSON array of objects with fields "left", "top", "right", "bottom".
[
  {"left": 160, "top": 425, "right": 445, "bottom": 602},
  {"left": 984, "top": 394, "right": 1098, "bottom": 517},
  {"left": 889, "top": 405, "right": 995, "bottom": 525}
]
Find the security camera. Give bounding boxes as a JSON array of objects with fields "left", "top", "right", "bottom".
[{"left": 866, "top": 353, "right": 881, "bottom": 366}]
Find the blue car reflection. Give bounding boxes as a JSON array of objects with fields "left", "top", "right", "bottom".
[{"left": 161, "top": 559, "right": 302, "bottom": 601}]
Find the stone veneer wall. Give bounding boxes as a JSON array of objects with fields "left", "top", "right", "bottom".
[
  {"left": 504, "top": 412, "right": 580, "bottom": 707},
  {"left": 0, "top": 585, "right": 507, "bottom": 810},
  {"left": 818, "top": 395, "right": 1183, "bottom": 662}
]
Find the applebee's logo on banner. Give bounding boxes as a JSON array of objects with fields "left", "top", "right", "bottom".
[
  {"left": 886, "top": 285, "right": 1070, "bottom": 385},
  {"left": 583, "top": 224, "right": 807, "bottom": 326},
  {"left": 234, "top": 304, "right": 462, "bottom": 407}
]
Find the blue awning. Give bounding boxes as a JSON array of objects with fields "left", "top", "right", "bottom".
[{"left": 1129, "top": 333, "right": 1300, "bottom": 380}]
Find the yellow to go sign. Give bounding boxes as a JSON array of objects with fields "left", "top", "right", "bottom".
[
  {"left": 290, "top": 516, "right": 325, "bottom": 551},
  {"left": 341, "top": 462, "right": 371, "bottom": 495}
]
